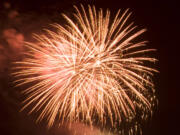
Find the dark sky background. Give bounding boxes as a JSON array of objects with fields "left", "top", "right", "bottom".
[{"left": 0, "top": 0, "right": 178, "bottom": 135}]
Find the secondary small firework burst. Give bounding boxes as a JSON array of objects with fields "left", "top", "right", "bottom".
[{"left": 13, "top": 5, "right": 158, "bottom": 132}]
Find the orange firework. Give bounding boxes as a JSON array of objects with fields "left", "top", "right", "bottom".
[{"left": 13, "top": 5, "right": 158, "bottom": 131}]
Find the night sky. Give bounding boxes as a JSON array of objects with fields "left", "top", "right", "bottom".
[{"left": 0, "top": 0, "right": 178, "bottom": 135}]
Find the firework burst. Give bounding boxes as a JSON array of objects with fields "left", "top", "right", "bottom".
[{"left": 13, "top": 5, "right": 158, "bottom": 130}]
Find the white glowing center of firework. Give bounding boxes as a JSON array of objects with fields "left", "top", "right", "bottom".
[
  {"left": 95, "top": 60, "right": 101, "bottom": 66},
  {"left": 72, "top": 70, "right": 76, "bottom": 75}
]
